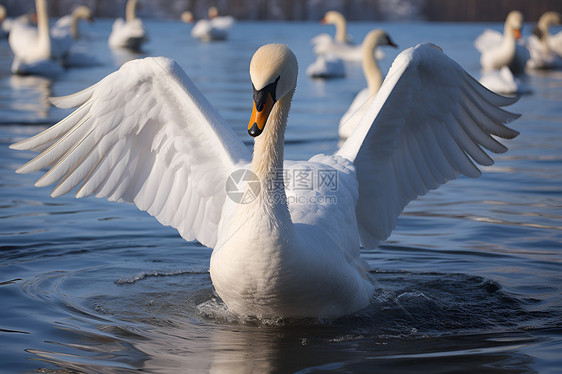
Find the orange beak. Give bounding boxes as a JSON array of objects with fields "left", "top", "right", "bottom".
[
  {"left": 514, "top": 28, "right": 521, "bottom": 40},
  {"left": 321, "top": 17, "right": 327, "bottom": 24},
  {"left": 248, "top": 92, "right": 274, "bottom": 137}
]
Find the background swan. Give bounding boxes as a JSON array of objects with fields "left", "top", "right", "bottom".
[
  {"left": 181, "top": 11, "right": 194, "bottom": 24},
  {"left": 526, "top": 11, "right": 562, "bottom": 70},
  {"left": 338, "top": 30, "right": 397, "bottom": 138},
  {"left": 11, "top": 43, "right": 519, "bottom": 319},
  {"left": 313, "top": 10, "right": 385, "bottom": 62},
  {"left": 306, "top": 54, "right": 345, "bottom": 78},
  {"left": 108, "top": 0, "right": 147, "bottom": 51},
  {"left": 52, "top": 5, "right": 93, "bottom": 40},
  {"left": 8, "top": 0, "right": 64, "bottom": 77},
  {"left": 475, "top": 10, "right": 529, "bottom": 75},
  {"left": 191, "top": 6, "right": 234, "bottom": 41},
  {"left": 51, "top": 6, "right": 99, "bottom": 68}
]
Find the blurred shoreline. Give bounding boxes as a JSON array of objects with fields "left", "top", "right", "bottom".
[{"left": 1, "top": 0, "right": 561, "bottom": 22}]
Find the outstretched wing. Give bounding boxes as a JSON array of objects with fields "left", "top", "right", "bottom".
[
  {"left": 11, "top": 57, "right": 251, "bottom": 248},
  {"left": 336, "top": 43, "right": 520, "bottom": 249}
]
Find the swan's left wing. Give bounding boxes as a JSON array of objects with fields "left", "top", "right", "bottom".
[
  {"left": 10, "top": 57, "right": 251, "bottom": 248},
  {"left": 336, "top": 43, "right": 520, "bottom": 248}
]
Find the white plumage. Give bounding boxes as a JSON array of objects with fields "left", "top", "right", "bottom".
[{"left": 11, "top": 43, "right": 519, "bottom": 319}]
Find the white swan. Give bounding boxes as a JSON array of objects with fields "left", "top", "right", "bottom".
[
  {"left": 108, "top": 0, "right": 147, "bottom": 51},
  {"left": 526, "top": 12, "right": 562, "bottom": 70},
  {"left": 479, "top": 66, "right": 531, "bottom": 95},
  {"left": 306, "top": 54, "right": 345, "bottom": 78},
  {"left": 52, "top": 5, "right": 93, "bottom": 40},
  {"left": 10, "top": 43, "right": 519, "bottom": 319},
  {"left": 338, "top": 30, "right": 397, "bottom": 138},
  {"left": 313, "top": 11, "right": 384, "bottom": 62},
  {"left": 181, "top": 11, "right": 194, "bottom": 24},
  {"left": 190, "top": 6, "right": 234, "bottom": 41},
  {"left": 51, "top": 6, "right": 100, "bottom": 68},
  {"left": 8, "top": 0, "right": 64, "bottom": 77},
  {"left": 475, "top": 10, "right": 529, "bottom": 75}
]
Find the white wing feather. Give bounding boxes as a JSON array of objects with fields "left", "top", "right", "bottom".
[
  {"left": 337, "top": 43, "right": 520, "bottom": 248},
  {"left": 10, "top": 57, "right": 250, "bottom": 248}
]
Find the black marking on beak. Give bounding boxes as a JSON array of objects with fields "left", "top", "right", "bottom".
[
  {"left": 248, "top": 122, "right": 261, "bottom": 137},
  {"left": 248, "top": 75, "right": 280, "bottom": 137},
  {"left": 253, "top": 75, "right": 280, "bottom": 111},
  {"left": 387, "top": 35, "right": 398, "bottom": 48}
]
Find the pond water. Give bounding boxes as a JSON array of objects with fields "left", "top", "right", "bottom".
[{"left": 1, "top": 19, "right": 561, "bottom": 373}]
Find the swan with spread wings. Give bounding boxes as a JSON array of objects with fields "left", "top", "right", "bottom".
[{"left": 11, "top": 43, "right": 519, "bottom": 319}]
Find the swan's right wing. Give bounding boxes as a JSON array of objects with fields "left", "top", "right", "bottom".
[
  {"left": 10, "top": 57, "right": 251, "bottom": 249},
  {"left": 337, "top": 44, "right": 519, "bottom": 248},
  {"left": 474, "top": 29, "right": 502, "bottom": 52}
]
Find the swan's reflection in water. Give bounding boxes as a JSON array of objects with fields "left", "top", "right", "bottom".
[
  {"left": 16, "top": 265, "right": 541, "bottom": 373},
  {"left": 136, "top": 318, "right": 537, "bottom": 374},
  {"left": 4, "top": 75, "right": 53, "bottom": 120}
]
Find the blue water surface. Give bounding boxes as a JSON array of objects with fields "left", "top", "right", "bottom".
[{"left": 1, "top": 20, "right": 561, "bottom": 373}]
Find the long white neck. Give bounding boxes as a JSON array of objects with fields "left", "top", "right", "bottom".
[
  {"left": 501, "top": 22, "right": 517, "bottom": 60},
  {"left": 35, "top": 0, "right": 51, "bottom": 59},
  {"left": 125, "top": 0, "right": 138, "bottom": 23},
  {"left": 362, "top": 43, "right": 383, "bottom": 95},
  {"left": 502, "top": 21, "right": 517, "bottom": 43},
  {"left": 538, "top": 15, "right": 555, "bottom": 46},
  {"left": 246, "top": 90, "right": 295, "bottom": 226},
  {"left": 333, "top": 15, "right": 347, "bottom": 43},
  {"left": 70, "top": 11, "right": 80, "bottom": 39}
]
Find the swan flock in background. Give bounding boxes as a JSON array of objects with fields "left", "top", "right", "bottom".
[
  {"left": 186, "top": 6, "right": 235, "bottom": 41},
  {"left": 11, "top": 38, "right": 520, "bottom": 318}
]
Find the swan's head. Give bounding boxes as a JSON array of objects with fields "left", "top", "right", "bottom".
[
  {"left": 506, "top": 10, "right": 524, "bottom": 39},
  {"left": 362, "top": 29, "right": 397, "bottom": 51},
  {"left": 181, "top": 11, "right": 194, "bottom": 23},
  {"left": 322, "top": 11, "right": 345, "bottom": 25},
  {"left": 73, "top": 6, "right": 93, "bottom": 22},
  {"left": 208, "top": 6, "right": 218, "bottom": 19},
  {"left": 248, "top": 44, "right": 298, "bottom": 137}
]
